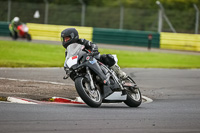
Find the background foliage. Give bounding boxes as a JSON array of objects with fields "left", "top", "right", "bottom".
[{"left": 0, "top": 0, "right": 199, "bottom": 33}]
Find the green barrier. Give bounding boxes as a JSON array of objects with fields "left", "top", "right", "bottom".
[
  {"left": 160, "top": 32, "right": 200, "bottom": 52},
  {"left": 93, "top": 28, "right": 160, "bottom": 48},
  {"left": 0, "top": 22, "right": 10, "bottom": 36}
]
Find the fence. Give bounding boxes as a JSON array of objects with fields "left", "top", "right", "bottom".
[{"left": 0, "top": 0, "right": 199, "bottom": 34}]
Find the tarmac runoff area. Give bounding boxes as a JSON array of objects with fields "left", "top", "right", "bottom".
[{"left": 0, "top": 78, "right": 153, "bottom": 105}]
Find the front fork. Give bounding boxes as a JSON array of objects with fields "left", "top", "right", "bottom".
[{"left": 86, "top": 67, "right": 95, "bottom": 90}]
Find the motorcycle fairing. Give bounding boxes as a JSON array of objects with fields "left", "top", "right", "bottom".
[
  {"left": 78, "top": 57, "right": 108, "bottom": 83},
  {"left": 102, "top": 79, "right": 127, "bottom": 101},
  {"left": 17, "top": 24, "right": 29, "bottom": 37},
  {"left": 104, "top": 91, "right": 127, "bottom": 101},
  {"left": 66, "top": 55, "right": 78, "bottom": 68}
]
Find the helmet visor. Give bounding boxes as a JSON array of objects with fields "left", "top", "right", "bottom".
[
  {"left": 61, "top": 36, "right": 71, "bottom": 43},
  {"left": 64, "top": 36, "right": 71, "bottom": 42}
]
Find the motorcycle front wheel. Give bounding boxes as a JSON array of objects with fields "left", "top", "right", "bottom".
[
  {"left": 75, "top": 77, "right": 102, "bottom": 108},
  {"left": 124, "top": 77, "right": 142, "bottom": 107}
]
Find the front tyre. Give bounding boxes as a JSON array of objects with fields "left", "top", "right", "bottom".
[
  {"left": 75, "top": 77, "right": 102, "bottom": 108},
  {"left": 124, "top": 77, "right": 142, "bottom": 107},
  {"left": 26, "top": 33, "right": 32, "bottom": 41}
]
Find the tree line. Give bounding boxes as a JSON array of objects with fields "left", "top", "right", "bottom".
[
  {"left": 2, "top": 0, "right": 200, "bottom": 10},
  {"left": 0, "top": 0, "right": 199, "bottom": 33}
]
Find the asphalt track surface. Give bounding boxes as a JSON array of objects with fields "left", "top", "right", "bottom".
[
  {"left": 0, "top": 38, "right": 200, "bottom": 132},
  {"left": 0, "top": 68, "right": 200, "bottom": 133}
]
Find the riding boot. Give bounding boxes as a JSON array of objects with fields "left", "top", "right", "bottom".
[{"left": 110, "top": 64, "right": 127, "bottom": 80}]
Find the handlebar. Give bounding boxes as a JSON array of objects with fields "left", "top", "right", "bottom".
[{"left": 83, "top": 48, "right": 99, "bottom": 57}]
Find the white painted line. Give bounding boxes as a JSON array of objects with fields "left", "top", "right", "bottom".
[
  {"left": 0, "top": 77, "right": 73, "bottom": 86},
  {"left": 7, "top": 97, "right": 38, "bottom": 104},
  {"left": 142, "top": 95, "right": 153, "bottom": 104},
  {"left": 75, "top": 97, "right": 84, "bottom": 103}
]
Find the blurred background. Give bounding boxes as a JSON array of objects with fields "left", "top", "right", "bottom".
[
  {"left": 0, "top": 0, "right": 200, "bottom": 34},
  {"left": 0, "top": 0, "right": 199, "bottom": 68}
]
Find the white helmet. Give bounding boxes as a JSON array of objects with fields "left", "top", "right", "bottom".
[{"left": 13, "top": 17, "right": 20, "bottom": 22}]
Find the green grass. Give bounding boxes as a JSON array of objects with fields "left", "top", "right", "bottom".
[
  {"left": 0, "top": 40, "right": 65, "bottom": 67},
  {"left": 0, "top": 40, "right": 200, "bottom": 68},
  {"left": 100, "top": 49, "right": 200, "bottom": 68}
]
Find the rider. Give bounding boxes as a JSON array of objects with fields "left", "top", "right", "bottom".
[
  {"left": 61, "top": 28, "right": 127, "bottom": 80},
  {"left": 9, "top": 17, "right": 22, "bottom": 39}
]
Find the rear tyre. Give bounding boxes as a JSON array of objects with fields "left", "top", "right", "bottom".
[
  {"left": 124, "top": 77, "right": 142, "bottom": 107},
  {"left": 26, "top": 33, "right": 32, "bottom": 41},
  {"left": 75, "top": 77, "right": 102, "bottom": 108}
]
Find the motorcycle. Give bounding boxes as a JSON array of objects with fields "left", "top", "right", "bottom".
[
  {"left": 9, "top": 23, "right": 32, "bottom": 41},
  {"left": 64, "top": 43, "right": 142, "bottom": 108}
]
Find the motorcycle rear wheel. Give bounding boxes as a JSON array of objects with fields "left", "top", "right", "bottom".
[
  {"left": 124, "top": 77, "right": 142, "bottom": 107},
  {"left": 75, "top": 77, "right": 102, "bottom": 108},
  {"left": 26, "top": 33, "right": 32, "bottom": 41}
]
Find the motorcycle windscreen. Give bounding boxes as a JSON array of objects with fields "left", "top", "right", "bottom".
[{"left": 64, "top": 43, "right": 84, "bottom": 68}]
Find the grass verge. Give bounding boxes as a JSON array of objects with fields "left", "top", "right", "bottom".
[{"left": 0, "top": 40, "right": 200, "bottom": 68}]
